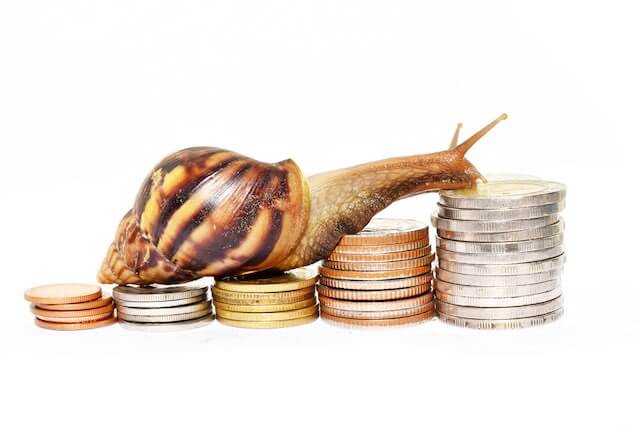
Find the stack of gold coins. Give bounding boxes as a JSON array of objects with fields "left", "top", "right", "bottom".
[
  {"left": 25, "top": 284, "right": 116, "bottom": 331},
  {"left": 212, "top": 268, "right": 318, "bottom": 329},
  {"left": 318, "top": 218, "right": 435, "bottom": 327}
]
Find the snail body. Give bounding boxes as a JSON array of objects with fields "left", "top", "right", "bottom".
[{"left": 99, "top": 114, "right": 507, "bottom": 285}]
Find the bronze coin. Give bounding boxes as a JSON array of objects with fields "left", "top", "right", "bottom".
[
  {"left": 35, "top": 296, "right": 113, "bottom": 311},
  {"left": 327, "top": 246, "right": 431, "bottom": 262},
  {"left": 35, "top": 316, "right": 116, "bottom": 331},
  {"left": 338, "top": 218, "right": 428, "bottom": 246},
  {"left": 320, "top": 303, "right": 433, "bottom": 320},
  {"left": 31, "top": 302, "right": 114, "bottom": 318},
  {"left": 319, "top": 293, "right": 434, "bottom": 311},
  {"left": 25, "top": 284, "right": 102, "bottom": 305},
  {"left": 332, "top": 240, "right": 427, "bottom": 254},
  {"left": 322, "top": 254, "right": 434, "bottom": 272},
  {"left": 213, "top": 298, "right": 317, "bottom": 313},
  {"left": 321, "top": 309, "right": 434, "bottom": 327},
  {"left": 319, "top": 265, "right": 430, "bottom": 281},
  {"left": 319, "top": 274, "right": 432, "bottom": 291},
  {"left": 317, "top": 284, "right": 430, "bottom": 301},
  {"left": 35, "top": 310, "right": 114, "bottom": 324},
  {"left": 212, "top": 286, "right": 315, "bottom": 305}
]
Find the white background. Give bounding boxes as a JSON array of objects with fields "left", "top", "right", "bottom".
[{"left": 1, "top": 1, "right": 638, "bottom": 426}]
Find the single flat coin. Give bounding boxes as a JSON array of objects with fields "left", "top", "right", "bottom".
[
  {"left": 435, "top": 268, "right": 562, "bottom": 286},
  {"left": 36, "top": 296, "right": 113, "bottom": 311},
  {"left": 321, "top": 303, "right": 433, "bottom": 320},
  {"left": 437, "top": 254, "right": 566, "bottom": 275},
  {"left": 215, "top": 304, "right": 318, "bottom": 322},
  {"left": 25, "top": 284, "right": 101, "bottom": 305},
  {"left": 437, "top": 220, "right": 564, "bottom": 243},
  {"left": 215, "top": 267, "right": 317, "bottom": 293},
  {"left": 321, "top": 310, "right": 434, "bottom": 327},
  {"left": 213, "top": 298, "right": 316, "bottom": 313},
  {"left": 338, "top": 218, "right": 428, "bottom": 246},
  {"left": 432, "top": 214, "right": 559, "bottom": 233},
  {"left": 317, "top": 284, "right": 430, "bottom": 301},
  {"left": 436, "top": 296, "right": 563, "bottom": 320},
  {"left": 436, "top": 245, "right": 564, "bottom": 265},
  {"left": 319, "top": 265, "right": 430, "bottom": 280},
  {"left": 118, "top": 314, "right": 214, "bottom": 332},
  {"left": 117, "top": 307, "right": 212, "bottom": 323},
  {"left": 116, "top": 299, "right": 211, "bottom": 316},
  {"left": 31, "top": 302, "right": 114, "bottom": 318},
  {"left": 439, "top": 179, "right": 566, "bottom": 209},
  {"left": 320, "top": 274, "right": 432, "bottom": 291},
  {"left": 322, "top": 254, "right": 434, "bottom": 272},
  {"left": 435, "top": 287, "right": 562, "bottom": 307},
  {"left": 212, "top": 287, "right": 314, "bottom": 304},
  {"left": 332, "top": 240, "right": 427, "bottom": 254},
  {"left": 217, "top": 312, "right": 318, "bottom": 329},
  {"left": 35, "top": 316, "right": 116, "bottom": 331},
  {"left": 113, "top": 285, "right": 207, "bottom": 302},
  {"left": 436, "top": 234, "right": 563, "bottom": 254},
  {"left": 437, "top": 201, "right": 565, "bottom": 221},
  {"left": 328, "top": 246, "right": 430, "bottom": 262},
  {"left": 115, "top": 294, "right": 207, "bottom": 308},
  {"left": 437, "top": 308, "right": 564, "bottom": 329},
  {"left": 319, "top": 293, "right": 433, "bottom": 311},
  {"left": 36, "top": 310, "right": 114, "bottom": 324},
  {"left": 435, "top": 278, "right": 562, "bottom": 298}
]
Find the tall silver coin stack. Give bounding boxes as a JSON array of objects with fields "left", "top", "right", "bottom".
[
  {"left": 112, "top": 284, "right": 214, "bottom": 331},
  {"left": 432, "top": 179, "right": 566, "bottom": 329}
]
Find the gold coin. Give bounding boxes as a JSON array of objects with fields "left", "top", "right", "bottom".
[
  {"left": 35, "top": 296, "right": 113, "bottom": 311},
  {"left": 25, "top": 284, "right": 102, "bottom": 305},
  {"left": 319, "top": 274, "right": 432, "bottom": 291},
  {"left": 215, "top": 267, "right": 317, "bottom": 293},
  {"left": 319, "top": 293, "right": 434, "bottom": 311},
  {"left": 213, "top": 298, "right": 317, "bottom": 313},
  {"left": 321, "top": 309, "right": 434, "bottom": 327},
  {"left": 36, "top": 310, "right": 114, "bottom": 324},
  {"left": 338, "top": 218, "right": 428, "bottom": 246},
  {"left": 328, "top": 246, "right": 431, "bottom": 262},
  {"left": 321, "top": 303, "right": 433, "bottom": 320},
  {"left": 319, "top": 265, "right": 430, "bottom": 280},
  {"left": 322, "top": 254, "right": 434, "bottom": 272},
  {"left": 31, "top": 302, "right": 114, "bottom": 318},
  {"left": 215, "top": 304, "right": 318, "bottom": 321},
  {"left": 212, "top": 286, "right": 314, "bottom": 304},
  {"left": 217, "top": 312, "right": 318, "bottom": 329},
  {"left": 333, "top": 240, "right": 427, "bottom": 254},
  {"left": 35, "top": 316, "right": 116, "bottom": 331},
  {"left": 317, "top": 284, "right": 430, "bottom": 301}
]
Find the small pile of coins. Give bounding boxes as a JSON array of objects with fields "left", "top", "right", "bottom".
[
  {"left": 318, "top": 218, "right": 435, "bottom": 327},
  {"left": 432, "top": 179, "right": 566, "bottom": 329},
  {"left": 113, "top": 284, "right": 213, "bottom": 331},
  {"left": 212, "top": 268, "right": 319, "bottom": 329},
  {"left": 25, "top": 284, "right": 116, "bottom": 331}
]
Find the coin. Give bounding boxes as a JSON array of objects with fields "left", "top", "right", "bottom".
[
  {"left": 215, "top": 304, "right": 318, "bottom": 322},
  {"left": 25, "top": 284, "right": 102, "bottom": 305},
  {"left": 317, "top": 284, "right": 430, "bottom": 301},
  {"left": 439, "top": 180, "right": 566, "bottom": 209},
  {"left": 327, "top": 246, "right": 430, "bottom": 263},
  {"left": 31, "top": 302, "right": 114, "bottom": 318},
  {"left": 318, "top": 293, "right": 433, "bottom": 311},
  {"left": 437, "top": 220, "right": 564, "bottom": 243},
  {"left": 116, "top": 299, "right": 211, "bottom": 316},
  {"left": 36, "top": 296, "right": 113, "bottom": 311},
  {"left": 319, "top": 274, "right": 432, "bottom": 291},
  {"left": 319, "top": 265, "right": 430, "bottom": 280},
  {"left": 338, "top": 218, "right": 428, "bottom": 245},
  {"left": 117, "top": 307, "right": 212, "bottom": 323},
  {"left": 36, "top": 310, "right": 114, "bottom": 324},
  {"left": 113, "top": 285, "right": 207, "bottom": 302},
  {"left": 322, "top": 254, "right": 434, "bottom": 272},
  {"left": 321, "top": 303, "right": 433, "bottom": 320},
  {"left": 437, "top": 201, "right": 565, "bottom": 221},
  {"left": 320, "top": 310, "right": 434, "bottom": 327},
  {"left": 118, "top": 315, "right": 214, "bottom": 332},
  {"left": 213, "top": 298, "right": 316, "bottom": 313},
  {"left": 332, "top": 240, "right": 427, "bottom": 254},
  {"left": 435, "top": 287, "right": 562, "bottom": 307},
  {"left": 35, "top": 316, "right": 116, "bottom": 331},
  {"left": 215, "top": 267, "right": 317, "bottom": 293},
  {"left": 212, "top": 287, "right": 314, "bottom": 304},
  {"left": 436, "top": 234, "right": 563, "bottom": 254},
  {"left": 435, "top": 296, "right": 563, "bottom": 319},
  {"left": 437, "top": 308, "right": 564, "bottom": 329},
  {"left": 437, "top": 254, "right": 566, "bottom": 275},
  {"left": 435, "top": 267, "right": 562, "bottom": 286},
  {"left": 115, "top": 294, "right": 207, "bottom": 308},
  {"left": 435, "top": 278, "right": 561, "bottom": 298},
  {"left": 431, "top": 214, "right": 559, "bottom": 233},
  {"left": 217, "top": 312, "right": 318, "bottom": 329},
  {"left": 436, "top": 245, "right": 564, "bottom": 264}
]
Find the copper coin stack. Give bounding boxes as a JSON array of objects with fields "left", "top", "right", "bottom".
[
  {"left": 318, "top": 218, "right": 435, "bottom": 327},
  {"left": 25, "top": 284, "right": 116, "bottom": 331}
]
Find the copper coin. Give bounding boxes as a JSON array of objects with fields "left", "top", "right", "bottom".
[
  {"left": 319, "top": 265, "right": 430, "bottom": 280},
  {"left": 332, "top": 240, "right": 427, "bottom": 254},
  {"left": 317, "top": 284, "right": 430, "bottom": 301},
  {"left": 25, "top": 284, "right": 102, "bottom": 305},
  {"left": 35, "top": 316, "right": 116, "bottom": 331},
  {"left": 321, "top": 309, "right": 434, "bottom": 327},
  {"left": 36, "top": 296, "right": 113, "bottom": 311},
  {"left": 31, "top": 302, "right": 114, "bottom": 318},
  {"left": 320, "top": 274, "right": 432, "bottom": 291},
  {"left": 322, "top": 254, "right": 434, "bottom": 272},
  {"left": 35, "top": 310, "right": 114, "bottom": 324},
  {"left": 327, "top": 246, "right": 431, "bottom": 262},
  {"left": 321, "top": 303, "right": 433, "bottom": 320},
  {"left": 338, "top": 218, "right": 428, "bottom": 246},
  {"left": 319, "top": 293, "right": 434, "bottom": 311}
]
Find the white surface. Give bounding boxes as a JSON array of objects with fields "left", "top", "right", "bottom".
[{"left": 1, "top": 1, "right": 638, "bottom": 426}]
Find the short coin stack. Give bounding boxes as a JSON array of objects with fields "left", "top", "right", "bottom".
[
  {"left": 25, "top": 284, "right": 116, "bottom": 331},
  {"left": 432, "top": 179, "right": 566, "bottom": 329},
  {"left": 113, "top": 284, "right": 213, "bottom": 331},
  {"left": 212, "top": 268, "right": 319, "bottom": 329},
  {"left": 318, "top": 218, "right": 435, "bottom": 327}
]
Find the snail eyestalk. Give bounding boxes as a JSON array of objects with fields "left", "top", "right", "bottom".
[
  {"left": 453, "top": 113, "right": 508, "bottom": 157},
  {"left": 449, "top": 123, "right": 463, "bottom": 149}
]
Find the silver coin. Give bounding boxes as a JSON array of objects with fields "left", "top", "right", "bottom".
[
  {"left": 436, "top": 245, "right": 564, "bottom": 264},
  {"left": 113, "top": 284, "right": 208, "bottom": 302},
  {"left": 115, "top": 294, "right": 207, "bottom": 308},
  {"left": 437, "top": 220, "right": 564, "bottom": 242},
  {"left": 435, "top": 267, "right": 563, "bottom": 286},
  {"left": 439, "top": 180, "right": 566, "bottom": 209},
  {"left": 434, "top": 278, "right": 561, "bottom": 298},
  {"left": 118, "top": 314, "right": 214, "bottom": 332},
  {"left": 436, "top": 296, "right": 563, "bottom": 319},
  {"left": 437, "top": 308, "right": 564, "bottom": 329},
  {"left": 116, "top": 299, "right": 212, "bottom": 316},
  {"left": 436, "top": 234, "right": 563, "bottom": 254},
  {"left": 437, "top": 255, "right": 566, "bottom": 276},
  {"left": 435, "top": 287, "right": 562, "bottom": 307},
  {"left": 437, "top": 201, "right": 565, "bottom": 221},
  {"left": 431, "top": 214, "right": 560, "bottom": 233},
  {"left": 116, "top": 307, "right": 213, "bottom": 323}
]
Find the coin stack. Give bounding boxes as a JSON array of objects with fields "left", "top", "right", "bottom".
[
  {"left": 112, "top": 284, "right": 213, "bottom": 331},
  {"left": 318, "top": 218, "right": 435, "bottom": 327},
  {"left": 212, "top": 267, "right": 319, "bottom": 329},
  {"left": 432, "top": 179, "right": 566, "bottom": 329},
  {"left": 25, "top": 284, "right": 116, "bottom": 331}
]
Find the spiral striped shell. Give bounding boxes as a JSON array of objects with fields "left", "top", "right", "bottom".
[{"left": 98, "top": 147, "right": 310, "bottom": 284}]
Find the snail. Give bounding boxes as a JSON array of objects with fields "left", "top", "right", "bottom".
[{"left": 98, "top": 114, "right": 507, "bottom": 285}]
